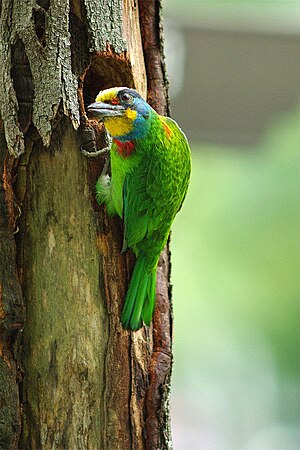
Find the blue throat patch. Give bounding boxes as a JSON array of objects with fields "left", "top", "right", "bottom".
[{"left": 117, "top": 103, "right": 153, "bottom": 142}]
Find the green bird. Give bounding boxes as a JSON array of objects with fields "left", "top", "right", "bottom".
[{"left": 87, "top": 87, "right": 191, "bottom": 330}]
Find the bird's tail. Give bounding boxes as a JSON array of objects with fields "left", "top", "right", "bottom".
[{"left": 121, "top": 253, "right": 156, "bottom": 330}]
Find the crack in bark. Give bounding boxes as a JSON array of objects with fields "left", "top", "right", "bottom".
[
  {"left": 0, "top": 128, "right": 24, "bottom": 449},
  {"left": 0, "top": 0, "right": 79, "bottom": 156}
]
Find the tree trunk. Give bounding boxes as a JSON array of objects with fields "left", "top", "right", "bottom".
[{"left": 0, "top": 1, "right": 172, "bottom": 449}]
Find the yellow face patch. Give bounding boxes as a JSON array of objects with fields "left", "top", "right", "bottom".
[
  {"left": 95, "top": 87, "right": 126, "bottom": 103},
  {"left": 104, "top": 109, "right": 137, "bottom": 137},
  {"left": 125, "top": 108, "right": 137, "bottom": 121},
  {"left": 94, "top": 87, "right": 138, "bottom": 137}
]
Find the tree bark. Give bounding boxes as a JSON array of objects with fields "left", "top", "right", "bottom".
[{"left": 0, "top": 0, "right": 172, "bottom": 449}]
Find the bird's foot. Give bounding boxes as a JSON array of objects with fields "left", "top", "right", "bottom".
[
  {"left": 101, "top": 157, "right": 110, "bottom": 177},
  {"left": 80, "top": 129, "right": 112, "bottom": 158},
  {"left": 80, "top": 145, "right": 110, "bottom": 158}
]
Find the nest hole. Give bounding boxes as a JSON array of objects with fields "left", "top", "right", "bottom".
[{"left": 82, "top": 55, "right": 134, "bottom": 110}]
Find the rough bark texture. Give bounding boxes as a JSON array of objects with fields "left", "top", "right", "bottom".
[
  {"left": 0, "top": 0, "right": 172, "bottom": 448},
  {"left": 0, "top": 128, "right": 24, "bottom": 449}
]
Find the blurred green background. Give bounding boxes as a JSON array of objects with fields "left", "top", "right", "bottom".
[{"left": 164, "top": 1, "right": 300, "bottom": 449}]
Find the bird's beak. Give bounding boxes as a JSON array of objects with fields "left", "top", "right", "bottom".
[{"left": 87, "top": 101, "right": 125, "bottom": 119}]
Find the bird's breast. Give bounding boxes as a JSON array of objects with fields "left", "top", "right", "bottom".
[{"left": 114, "top": 139, "right": 135, "bottom": 158}]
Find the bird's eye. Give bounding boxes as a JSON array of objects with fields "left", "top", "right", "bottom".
[{"left": 120, "top": 92, "right": 134, "bottom": 104}]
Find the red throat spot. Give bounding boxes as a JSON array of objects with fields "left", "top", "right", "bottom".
[{"left": 114, "top": 140, "right": 135, "bottom": 158}]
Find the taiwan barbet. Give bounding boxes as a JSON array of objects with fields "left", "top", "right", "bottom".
[{"left": 87, "top": 87, "right": 191, "bottom": 330}]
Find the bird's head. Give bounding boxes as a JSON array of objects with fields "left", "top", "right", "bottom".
[{"left": 87, "top": 87, "right": 152, "bottom": 142}]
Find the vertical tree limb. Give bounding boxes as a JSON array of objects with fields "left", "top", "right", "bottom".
[{"left": 0, "top": 0, "right": 173, "bottom": 448}]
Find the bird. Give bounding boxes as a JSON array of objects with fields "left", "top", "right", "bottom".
[{"left": 87, "top": 87, "right": 191, "bottom": 330}]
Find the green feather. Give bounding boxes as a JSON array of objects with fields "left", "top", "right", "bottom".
[
  {"left": 141, "top": 270, "right": 156, "bottom": 326},
  {"left": 121, "top": 254, "right": 155, "bottom": 330}
]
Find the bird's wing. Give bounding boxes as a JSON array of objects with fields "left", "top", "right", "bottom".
[
  {"left": 122, "top": 157, "right": 162, "bottom": 252},
  {"left": 123, "top": 127, "right": 190, "bottom": 253}
]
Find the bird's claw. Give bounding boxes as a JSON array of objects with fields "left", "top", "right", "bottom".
[
  {"left": 80, "top": 145, "right": 110, "bottom": 158},
  {"left": 101, "top": 157, "right": 110, "bottom": 176},
  {"left": 80, "top": 134, "right": 112, "bottom": 158}
]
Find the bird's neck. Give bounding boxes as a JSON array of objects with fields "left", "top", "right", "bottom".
[{"left": 112, "top": 112, "right": 169, "bottom": 158}]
